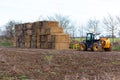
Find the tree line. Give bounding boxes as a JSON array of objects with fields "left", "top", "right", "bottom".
[{"left": 1, "top": 14, "right": 120, "bottom": 42}]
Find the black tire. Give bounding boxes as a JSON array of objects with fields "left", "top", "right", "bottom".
[
  {"left": 92, "top": 43, "right": 102, "bottom": 52},
  {"left": 79, "top": 43, "right": 86, "bottom": 51},
  {"left": 104, "top": 46, "right": 112, "bottom": 51}
]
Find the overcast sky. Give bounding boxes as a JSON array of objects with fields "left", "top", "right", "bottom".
[{"left": 0, "top": 0, "right": 120, "bottom": 28}]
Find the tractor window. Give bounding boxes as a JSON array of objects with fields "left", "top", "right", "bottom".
[
  {"left": 94, "top": 35, "right": 100, "bottom": 40},
  {"left": 86, "top": 34, "right": 91, "bottom": 41}
]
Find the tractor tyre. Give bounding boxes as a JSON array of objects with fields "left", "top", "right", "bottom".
[
  {"left": 104, "top": 46, "right": 112, "bottom": 51},
  {"left": 92, "top": 43, "right": 102, "bottom": 52},
  {"left": 79, "top": 43, "right": 86, "bottom": 51}
]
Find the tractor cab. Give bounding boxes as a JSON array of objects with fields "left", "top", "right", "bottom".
[{"left": 86, "top": 33, "right": 100, "bottom": 48}]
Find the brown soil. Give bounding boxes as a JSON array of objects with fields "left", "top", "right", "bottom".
[{"left": 0, "top": 48, "right": 120, "bottom": 80}]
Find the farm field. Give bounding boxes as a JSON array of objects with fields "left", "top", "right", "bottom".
[{"left": 0, "top": 47, "right": 120, "bottom": 80}]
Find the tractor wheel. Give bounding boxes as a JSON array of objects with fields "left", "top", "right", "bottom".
[
  {"left": 104, "top": 46, "right": 112, "bottom": 51},
  {"left": 92, "top": 43, "right": 102, "bottom": 52},
  {"left": 79, "top": 43, "right": 86, "bottom": 51}
]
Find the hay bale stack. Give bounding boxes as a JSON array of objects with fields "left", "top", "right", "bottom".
[
  {"left": 14, "top": 21, "right": 70, "bottom": 50},
  {"left": 46, "top": 34, "right": 70, "bottom": 50}
]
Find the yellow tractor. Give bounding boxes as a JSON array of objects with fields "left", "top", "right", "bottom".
[{"left": 79, "top": 33, "right": 112, "bottom": 51}]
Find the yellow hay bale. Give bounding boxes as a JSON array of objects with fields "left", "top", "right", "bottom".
[
  {"left": 36, "top": 35, "right": 40, "bottom": 48},
  {"left": 25, "top": 35, "right": 31, "bottom": 42},
  {"left": 48, "top": 34, "right": 70, "bottom": 43},
  {"left": 12, "top": 37, "right": 17, "bottom": 47},
  {"left": 45, "top": 27, "right": 63, "bottom": 35},
  {"left": 25, "top": 23, "right": 33, "bottom": 29},
  {"left": 40, "top": 27, "right": 63, "bottom": 35},
  {"left": 13, "top": 42, "right": 16, "bottom": 47},
  {"left": 25, "top": 30, "right": 32, "bottom": 35},
  {"left": 25, "top": 42, "right": 31, "bottom": 48},
  {"left": 40, "top": 35, "right": 47, "bottom": 42},
  {"left": 31, "top": 41, "right": 37, "bottom": 48},
  {"left": 15, "top": 25, "right": 18, "bottom": 31},
  {"left": 36, "top": 29, "right": 41, "bottom": 35},
  {"left": 40, "top": 42, "right": 48, "bottom": 49},
  {"left": 42, "top": 21, "right": 59, "bottom": 28},
  {"left": 52, "top": 42, "right": 69, "bottom": 50},
  {"left": 32, "top": 24, "right": 38, "bottom": 34},
  {"left": 34, "top": 21, "right": 42, "bottom": 28},
  {"left": 21, "top": 42, "right": 25, "bottom": 48},
  {"left": 31, "top": 35, "right": 37, "bottom": 42},
  {"left": 40, "top": 28, "right": 45, "bottom": 35},
  {"left": 15, "top": 24, "right": 23, "bottom": 31},
  {"left": 36, "top": 42, "right": 40, "bottom": 48},
  {"left": 15, "top": 30, "right": 18, "bottom": 36},
  {"left": 47, "top": 42, "right": 52, "bottom": 49},
  {"left": 36, "top": 35, "right": 40, "bottom": 42}
]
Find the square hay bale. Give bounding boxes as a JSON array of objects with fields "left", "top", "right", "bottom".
[
  {"left": 15, "top": 30, "right": 19, "bottom": 36},
  {"left": 15, "top": 30, "right": 24, "bottom": 36},
  {"left": 37, "top": 29, "right": 41, "bottom": 35},
  {"left": 40, "top": 42, "right": 48, "bottom": 49},
  {"left": 40, "top": 28, "right": 46, "bottom": 35},
  {"left": 21, "top": 42, "right": 25, "bottom": 48},
  {"left": 25, "top": 23, "right": 33, "bottom": 30},
  {"left": 32, "top": 30, "right": 37, "bottom": 35},
  {"left": 25, "top": 41, "right": 31, "bottom": 48},
  {"left": 15, "top": 24, "right": 23, "bottom": 31},
  {"left": 32, "top": 24, "right": 38, "bottom": 35},
  {"left": 37, "top": 35, "right": 40, "bottom": 42},
  {"left": 50, "top": 34, "right": 70, "bottom": 43},
  {"left": 36, "top": 35, "right": 40, "bottom": 48},
  {"left": 16, "top": 41, "right": 20, "bottom": 48},
  {"left": 34, "top": 21, "right": 42, "bottom": 28},
  {"left": 19, "top": 42, "right": 24, "bottom": 48},
  {"left": 32, "top": 21, "right": 42, "bottom": 35},
  {"left": 13, "top": 42, "right": 16, "bottom": 47},
  {"left": 52, "top": 42, "right": 69, "bottom": 50},
  {"left": 25, "top": 35, "right": 31, "bottom": 42},
  {"left": 12, "top": 37, "right": 17, "bottom": 47},
  {"left": 22, "top": 24, "right": 26, "bottom": 31},
  {"left": 36, "top": 42, "right": 40, "bottom": 48},
  {"left": 31, "top": 35, "right": 37, "bottom": 48},
  {"left": 47, "top": 35, "right": 52, "bottom": 42},
  {"left": 15, "top": 25, "right": 19, "bottom": 31},
  {"left": 31, "top": 41, "right": 37, "bottom": 48},
  {"left": 21, "top": 36, "right": 25, "bottom": 43},
  {"left": 31, "top": 35, "right": 37, "bottom": 42},
  {"left": 25, "top": 30, "right": 32, "bottom": 35},
  {"left": 40, "top": 35, "right": 47, "bottom": 42},
  {"left": 42, "top": 21, "right": 59, "bottom": 28},
  {"left": 45, "top": 27, "right": 63, "bottom": 35},
  {"left": 18, "top": 38, "right": 23, "bottom": 43},
  {"left": 47, "top": 42, "right": 53, "bottom": 49}
]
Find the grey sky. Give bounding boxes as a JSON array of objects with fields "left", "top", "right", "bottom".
[{"left": 0, "top": 0, "right": 120, "bottom": 27}]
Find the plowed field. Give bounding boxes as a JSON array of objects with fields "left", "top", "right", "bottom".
[{"left": 0, "top": 48, "right": 120, "bottom": 80}]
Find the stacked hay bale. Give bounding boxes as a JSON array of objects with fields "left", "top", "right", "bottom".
[{"left": 14, "top": 21, "right": 70, "bottom": 50}]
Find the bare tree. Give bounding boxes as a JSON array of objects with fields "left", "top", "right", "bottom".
[
  {"left": 47, "top": 14, "right": 72, "bottom": 34},
  {"left": 103, "top": 15, "right": 118, "bottom": 42},
  {"left": 5, "top": 20, "right": 19, "bottom": 39},
  {"left": 78, "top": 25, "right": 84, "bottom": 37},
  {"left": 118, "top": 31, "right": 120, "bottom": 37},
  {"left": 78, "top": 25, "right": 84, "bottom": 41},
  {"left": 86, "top": 18, "right": 99, "bottom": 33},
  {"left": 116, "top": 16, "right": 120, "bottom": 37},
  {"left": 70, "top": 25, "right": 76, "bottom": 40}
]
